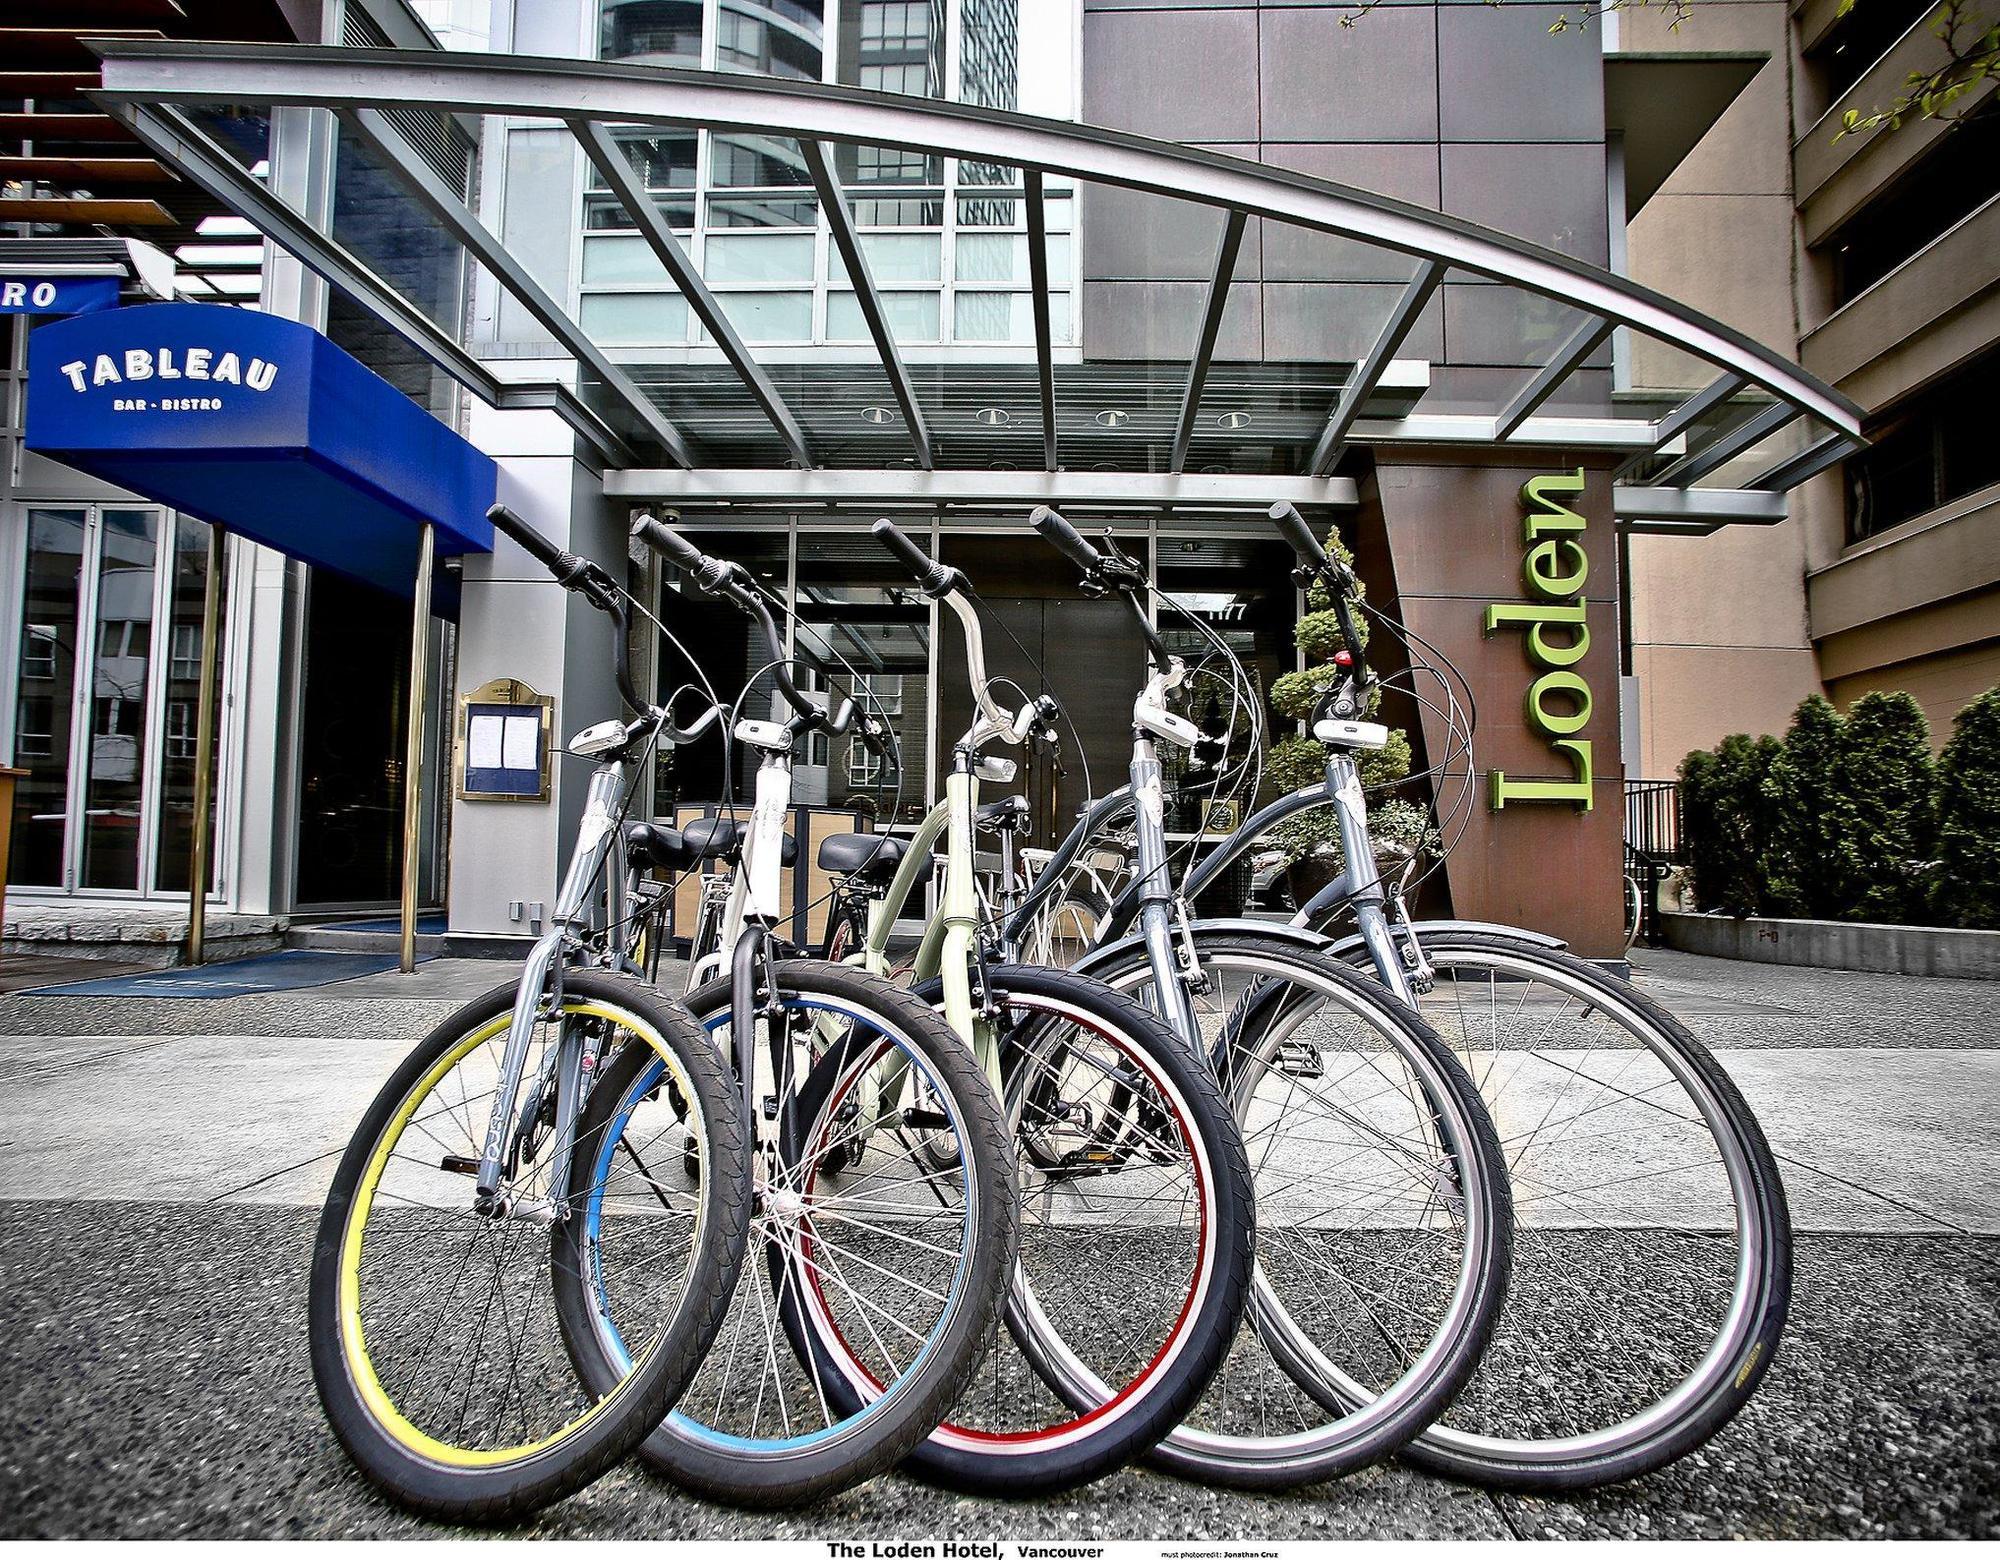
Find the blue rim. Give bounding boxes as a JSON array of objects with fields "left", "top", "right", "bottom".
[{"left": 584, "top": 993, "right": 973, "bottom": 1454}]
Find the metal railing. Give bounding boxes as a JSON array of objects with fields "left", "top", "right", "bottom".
[{"left": 1623, "top": 779, "right": 1682, "bottom": 947}]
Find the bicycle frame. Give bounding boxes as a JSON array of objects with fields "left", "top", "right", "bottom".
[
  {"left": 472, "top": 752, "right": 635, "bottom": 1212},
  {"left": 839, "top": 587, "right": 1033, "bottom": 1081}
]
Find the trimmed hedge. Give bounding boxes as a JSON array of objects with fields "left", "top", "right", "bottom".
[
  {"left": 1930, "top": 687, "right": 2000, "bottom": 928},
  {"left": 1681, "top": 683, "right": 1998, "bottom": 930}
]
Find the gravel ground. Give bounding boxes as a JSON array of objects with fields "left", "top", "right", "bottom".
[{"left": 0, "top": 1200, "right": 1992, "bottom": 1540}]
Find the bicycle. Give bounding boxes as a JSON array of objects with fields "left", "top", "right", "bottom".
[
  {"left": 865, "top": 513, "right": 1512, "bottom": 1492},
  {"left": 307, "top": 504, "right": 751, "bottom": 1522},
  {"left": 675, "top": 517, "right": 1258, "bottom": 1497},
  {"left": 1044, "top": 500, "right": 1792, "bottom": 1491},
  {"left": 557, "top": 517, "right": 1022, "bottom": 1507}
]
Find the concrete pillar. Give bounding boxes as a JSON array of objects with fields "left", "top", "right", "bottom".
[{"left": 447, "top": 398, "right": 626, "bottom": 938}]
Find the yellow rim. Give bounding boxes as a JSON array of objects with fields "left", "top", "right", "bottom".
[{"left": 337, "top": 998, "right": 703, "bottom": 1469}]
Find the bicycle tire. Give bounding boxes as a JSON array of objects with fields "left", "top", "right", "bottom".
[
  {"left": 824, "top": 963, "right": 1255, "bottom": 1496},
  {"left": 566, "top": 960, "right": 1019, "bottom": 1507},
  {"left": 308, "top": 970, "right": 750, "bottom": 1523},
  {"left": 1084, "top": 930, "right": 1513, "bottom": 1489},
  {"left": 1348, "top": 932, "right": 1792, "bottom": 1491}
]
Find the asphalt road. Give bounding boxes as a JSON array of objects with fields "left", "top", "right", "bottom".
[
  {"left": 1, "top": 948, "right": 1995, "bottom": 1539},
  {"left": 0, "top": 1199, "right": 1992, "bottom": 1540}
]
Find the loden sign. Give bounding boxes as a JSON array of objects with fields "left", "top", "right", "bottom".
[{"left": 1484, "top": 467, "right": 1594, "bottom": 811}]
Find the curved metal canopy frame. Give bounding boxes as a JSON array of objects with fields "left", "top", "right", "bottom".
[{"left": 86, "top": 42, "right": 1866, "bottom": 531}]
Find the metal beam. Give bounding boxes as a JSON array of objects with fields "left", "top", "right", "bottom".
[
  {"left": 340, "top": 106, "right": 695, "bottom": 467},
  {"left": 82, "top": 42, "right": 1867, "bottom": 443},
  {"left": 1613, "top": 485, "right": 1786, "bottom": 527},
  {"left": 800, "top": 139, "right": 933, "bottom": 469},
  {"left": 1169, "top": 209, "right": 1247, "bottom": 474},
  {"left": 110, "top": 102, "right": 505, "bottom": 403},
  {"left": 494, "top": 383, "right": 636, "bottom": 470},
  {"left": 1308, "top": 260, "right": 1442, "bottom": 476},
  {"left": 1749, "top": 430, "right": 1855, "bottom": 491},
  {"left": 1652, "top": 371, "right": 1745, "bottom": 451},
  {"left": 604, "top": 467, "right": 1360, "bottom": 508},
  {"left": 1653, "top": 400, "right": 1795, "bottom": 487},
  {"left": 1346, "top": 411, "right": 1656, "bottom": 449},
  {"left": 571, "top": 117, "right": 812, "bottom": 468},
  {"left": 1024, "top": 170, "right": 1056, "bottom": 470},
  {"left": 1494, "top": 317, "right": 1613, "bottom": 440}
]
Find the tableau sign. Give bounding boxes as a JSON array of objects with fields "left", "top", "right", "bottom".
[
  {"left": 27, "top": 301, "right": 309, "bottom": 454},
  {"left": 1483, "top": 468, "right": 1594, "bottom": 811}
]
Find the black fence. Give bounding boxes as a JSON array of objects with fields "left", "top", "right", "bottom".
[{"left": 1623, "top": 779, "right": 1682, "bottom": 947}]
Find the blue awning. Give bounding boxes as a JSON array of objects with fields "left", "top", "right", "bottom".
[{"left": 24, "top": 301, "right": 494, "bottom": 605}]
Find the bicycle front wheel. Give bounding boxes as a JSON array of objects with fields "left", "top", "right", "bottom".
[
  {"left": 1378, "top": 933, "right": 1792, "bottom": 1490},
  {"left": 566, "top": 960, "right": 1019, "bottom": 1507},
  {"left": 874, "top": 963, "right": 1257, "bottom": 1496},
  {"left": 1088, "top": 932, "right": 1512, "bottom": 1488},
  {"left": 308, "top": 970, "right": 750, "bottom": 1522}
]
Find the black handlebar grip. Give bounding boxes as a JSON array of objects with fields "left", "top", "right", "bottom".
[
  {"left": 1268, "top": 502, "right": 1329, "bottom": 572},
  {"left": 1028, "top": 505, "right": 1104, "bottom": 577},
  {"left": 633, "top": 514, "right": 705, "bottom": 573},
  {"left": 487, "top": 503, "right": 566, "bottom": 571},
  {"left": 870, "top": 519, "right": 958, "bottom": 597}
]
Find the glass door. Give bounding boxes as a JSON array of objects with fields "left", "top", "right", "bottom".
[{"left": 6, "top": 504, "right": 226, "bottom": 898}]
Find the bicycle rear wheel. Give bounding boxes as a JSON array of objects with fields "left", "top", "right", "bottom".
[
  {"left": 563, "top": 960, "right": 1018, "bottom": 1507},
  {"left": 308, "top": 970, "right": 750, "bottom": 1522},
  {"left": 1366, "top": 933, "right": 1791, "bottom": 1489},
  {"left": 864, "top": 963, "right": 1257, "bottom": 1496},
  {"left": 1087, "top": 931, "right": 1512, "bottom": 1488}
]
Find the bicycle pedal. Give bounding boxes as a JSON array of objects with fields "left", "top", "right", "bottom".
[
  {"left": 902, "top": 1107, "right": 950, "bottom": 1131},
  {"left": 1275, "top": 1040, "right": 1324, "bottom": 1079}
]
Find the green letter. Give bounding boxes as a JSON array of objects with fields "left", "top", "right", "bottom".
[
  {"left": 1521, "top": 467, "right": 1587, "bottom": 539},
  {"left": 1526, "top": 669, "right": 1592, "bottom": 736},
  {"left": 1525, "top": 537, "right": 1588, "bottom": 598},
  {"left": 1489, "top": 739, "right": 1594, "bottom": 809}
]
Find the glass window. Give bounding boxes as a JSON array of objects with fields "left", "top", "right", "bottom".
[
  {"left": 717, "top": 290, "right": 814, "bottom": 341},
  {"left": 579, "top": 292, "right": 692, "bottom": 344},
  {"left": 9, "top": 509, "right": 86, "bottom": 888},
  {"left": 710, "top": 134, "right": 813, "bottom": 189},
  {"left": 704, "top": 231, "right": 817, "bottom": 285},
  {"left": 827, "top": 290, "right": 942, "bottom": 342},
  {"left": 717, "top": 0, "right": 824, "bottom": 79},
  {"left": 582, "top": 235, "right": 673, "bottom": 286},
  {"left": 952, "top": 290, "right": 1068, "bottom": 344},
  {"left": 953, "top": 232, "right": 1070, "bottom": 286},
  {"left": 707, "top": 194, "right": 821, "bottom": 228},
  {"left": 80, "top": 510, "right": 160, "bottom": 892},
  {"left": 829, "top": 232, "right": 942, "bottom": 284},
  {"left": 1846, "top": 346, "right": 2000, "bottom": 542},
  {"left": 600, "top": 0, "right": 704, "bottom": 64},
  {"left": 155, "top": 518, "right": 228, "bottom": 896}
]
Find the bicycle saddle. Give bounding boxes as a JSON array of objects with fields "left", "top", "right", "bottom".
[
  {"left": 622, "top": 821, "right": 697, "bottom": 874},
  {"left": 975, "top": 796, "right": 1031, "bottom": 833},
  {"left": 818, "top": 832, "right": 908, "bottom": 879},
  {"left": 679, "top": 815, "right": 796, "bottom": 865}
]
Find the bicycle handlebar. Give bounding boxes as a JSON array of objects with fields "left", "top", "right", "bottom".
[
  {"left": 488, "top": 502, "right": 650, "bottom": 717},
  {"left": 871, "top": 518, "right": 965, "bottom": 598},
  {"left": 1029, "top": 504, "right": 1105, "bottom": 578},
  {"left": 632, "top": 512, "right": 818, "bottom": 728},
  {"left": 1268, "top": 500, "right": 1370, "bottom": 680},
  {"left": 1268, "top": 501, "right": 1329, "bottom": 573}
]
